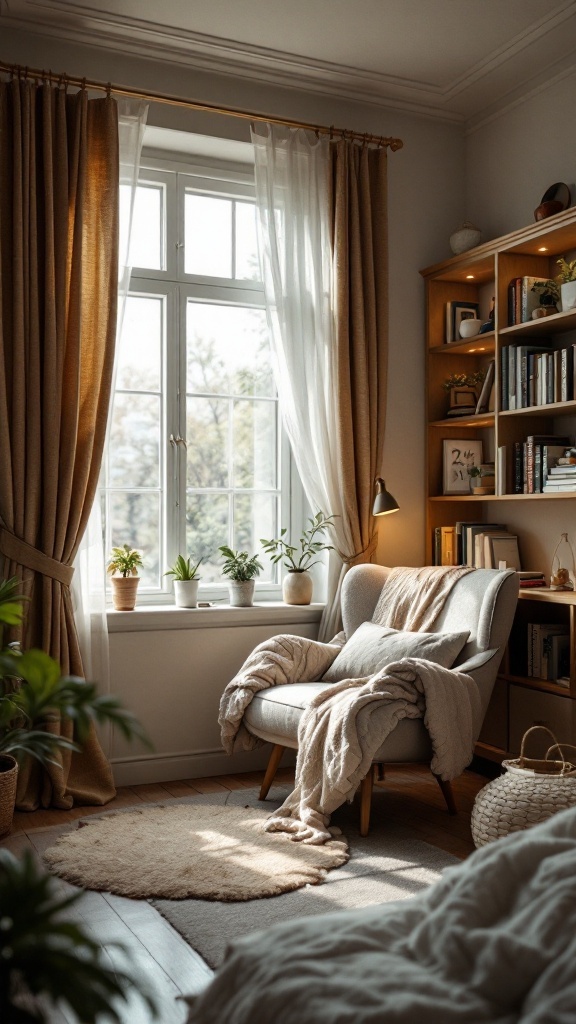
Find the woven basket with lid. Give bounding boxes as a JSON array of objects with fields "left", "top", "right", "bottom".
[
  {"left": 0, "top": 753, "right": 18, "bottom": 838},
  {"left": 471, "top": 726, "right": 576, "bottom": 848}
]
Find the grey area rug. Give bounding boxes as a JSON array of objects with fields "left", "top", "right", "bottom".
[{"left": 150, "top": 786, "right": 459, "bottom": 969}]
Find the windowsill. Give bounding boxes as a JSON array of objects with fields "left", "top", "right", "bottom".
[{"left": 107, "top": 602, "right": 324, "bottom": 633}]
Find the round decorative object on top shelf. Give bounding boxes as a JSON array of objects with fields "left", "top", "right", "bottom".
[
  {"left": 534, "top": 182, "right": 570, "bottom": 221},
  {"left": 459, "top": 317, "right": 482, "bottom": 339},
  {"left": 449, "top": 222, "right": 482, "bottom": 255}
]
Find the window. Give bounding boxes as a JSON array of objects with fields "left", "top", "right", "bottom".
[{"left": 102, "top": 157, "right": 296, "bottom": 601}]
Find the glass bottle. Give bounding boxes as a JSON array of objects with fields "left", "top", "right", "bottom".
[{"left": 549, "top": 533, "right": 576, "bottom": 591}]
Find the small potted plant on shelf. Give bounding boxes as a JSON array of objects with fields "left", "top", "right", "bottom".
[
  {"left": 164, "top": 554, "right": 203, "bottom": 608},
  {"left": 261, "top": 512, "right": 337, "bottom": 606},
  {"left": 0, "top": 577, "right": 149, "bottom": 837},
  {"left": 468, "top": 463, "right": 496, "bottom": 495},
  {"left": 441, "top": 372, "right": 485, "bottom": 417},
  {"left": 530, "top": 278, "right": 560, "bottom": 317},
  {"left": 106, "top": 544, "right": 143, "bottom": 611},
  {"left": 556, "top": 257, "right": 576, "bottom": 312},
  {"left": 218, "top": 547, "right": 263, "bottom": 607}
]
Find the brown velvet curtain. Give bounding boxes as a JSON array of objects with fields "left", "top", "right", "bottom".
[
  {"left": 0, "top": 78, "right": 119, "bottom": 810},
  {"left": 320, "top": 141, "right": 388, "bottom": 640}
]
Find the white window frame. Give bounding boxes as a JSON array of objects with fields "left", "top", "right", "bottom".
[{"left": 108, "top": 152, "right": 302, "bottom": 605}]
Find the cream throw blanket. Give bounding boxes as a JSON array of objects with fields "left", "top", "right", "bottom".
[{"left": 219, "top": 566, "right": 478, "bottom": 844}]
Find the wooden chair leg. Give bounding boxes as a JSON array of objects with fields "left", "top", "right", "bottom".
[
  {"left": 259, "top": 744, "right": 286, "bottom": 800},
  {"left": 359, "top": 769, "right": 374, "bottom": 837},
  {"left": 433, "top": 774, "right": 458, "bottom": 815},
  {"left": 376, "top": 762, "right": 385, "bottom": 781}
]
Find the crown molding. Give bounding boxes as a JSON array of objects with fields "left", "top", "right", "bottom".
[{"left": 2, "top": 0, "right": 576, "bottom": 125}]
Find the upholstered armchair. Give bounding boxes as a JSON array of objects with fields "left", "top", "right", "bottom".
[{"left": 242, "top": 564, "right": 519, "bottom": 835}]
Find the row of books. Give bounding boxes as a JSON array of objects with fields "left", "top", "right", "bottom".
[
  {"left": 507, "top": 276, "right": 547, "bottom": 326},
  {"left": 500, "top": 343, "right": 576, "bottom": 410},
  {"left": 434, "top": 521, "right": 521, "bottom": 569},
  {"left": 527, "top": 623, "right": 570, "bottom": 685},
  {"left": 512, "top": 434, "right": 572, "bottom": 494}
]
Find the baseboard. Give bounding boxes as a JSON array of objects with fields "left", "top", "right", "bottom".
[{"left": 111, "top": 748, "right": 296, "bottom": 787}]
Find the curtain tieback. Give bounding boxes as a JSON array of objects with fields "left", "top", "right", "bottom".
[
  {"left": 339, "top": 533, "right": 378, "bottom": 567},
  {"left": 0, "top": 529, "right": 74, "bottom": 587}
]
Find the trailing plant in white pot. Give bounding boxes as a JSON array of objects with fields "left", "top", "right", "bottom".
[
  {"left": 261, "top": 512, "right": 336, "bottom": 606},
  {"left": 556, "top": 257, "right": 576, "bottom": 311},
  {"left": 106, "top": 545, "right": 143, "bottom": 611},
  {"left": 219, "top": 547, "right": 263, "bottom": 607},
  {"left": 164, "top": 554, "right": 203, "bottom": 608}
]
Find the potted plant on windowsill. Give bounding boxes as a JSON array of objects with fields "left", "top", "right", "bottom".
[
  {"left": 261, "top": 512, "right": 337, "bottom": 606},
  {"left": 0, "top": 577, "right": 149, "bottom": 838},
  {"left": 106, "top": 545, "right": 143, "bottom": 611},
  {"left": 219, "top": 547, "right": 263, "bottom": 607},
  {"left": 164, "top": 554, "right": 203, "bottom": 608}
]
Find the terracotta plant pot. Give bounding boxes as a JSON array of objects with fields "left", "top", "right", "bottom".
[
  {"left": 282, "top": 570, "right": 313, "bottom": 606},
  {"left": 0, "top": 754, "right": 18, "bottom": 838},
  {"left": 228, "top": 580, "right": 255, "bottom": 607},
  {"left": 110, "top": 576, "right": 140, "bottom": 611}
]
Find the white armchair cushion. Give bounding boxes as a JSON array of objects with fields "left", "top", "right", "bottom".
[{"left": 321, "top": 621, "right": 470, "bottom": 683}]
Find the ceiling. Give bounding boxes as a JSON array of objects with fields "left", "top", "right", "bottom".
[{"left": 2, "top": 0, "right": 576, "bottom": 123}]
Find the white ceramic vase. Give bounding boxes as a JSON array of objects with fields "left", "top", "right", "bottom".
[
  {"left": 229, "top": 580, "right": 255, "bottom": 607},
  {"left": 282, "top": 569, "right": 313, "bottom": 606},
  {"left": 449, "top": 222, "right": 481, "bottom": 255},
  {"left": 174, "top": 579, "right": 199, "bottom": 608},
  {"left": 560, "top": 280, "right": 576, "bottom": 311}
]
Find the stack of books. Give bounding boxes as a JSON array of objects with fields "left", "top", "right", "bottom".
[
  {"left": 434, "top": 521, "right": 521, "bottom": 569},
  {"left": 507, "top": 276, "right": 544, "bottom": 325},
  {"left": 517, "top": 571, "right": 547, "bottom": 589},
  {"left": 500, "top": 344, "right": 576, "bottom": 410},
  {"left": 543, "top": 463, "right": 576, "bottom": 493},
  {"left": 512, "top": 435, "right": 571, "bottom": 494},
  {"left": 527, "top": 623, "right": 570, "bottom": 684}
]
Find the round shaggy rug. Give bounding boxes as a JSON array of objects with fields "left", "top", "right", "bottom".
[{"left": 42, "top": 803, "right": 349, "bottom": 901}]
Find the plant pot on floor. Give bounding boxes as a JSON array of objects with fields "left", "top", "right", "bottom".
[
  {"left": 0, "top": 754, "right": 18, "bottom": 838},
  {"left": 283, "top": 569, "right": 313, "bottom": 606},
  {"left": 228, "top": 580, "right": 255, "bottom": 607},
  {"left": 110, "top": 576, "right": 140, "bottom": 611},
  {"left": 174, "top": 579, "right": 200, "bottom": 608}
]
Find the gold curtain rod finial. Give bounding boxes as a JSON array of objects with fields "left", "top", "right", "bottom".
[{"left": 373, "top": 478, "right": 399, "bottom": 517}]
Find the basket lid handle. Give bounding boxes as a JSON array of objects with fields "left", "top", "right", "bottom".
[
  {"left": 545, "top": 742, "right": 576, "bottom": 775},
  {"left": 519, "top": 725, "right": 565, "bottom": 766}
]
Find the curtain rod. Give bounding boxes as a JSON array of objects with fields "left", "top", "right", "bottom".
[{"left": 0, "top": 60, "right": 403, "bottom": 151}]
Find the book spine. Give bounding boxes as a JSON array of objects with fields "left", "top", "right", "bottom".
[
  {"left": 528, "top": 352, "right": 536, "bottom": 407},
  {"left": 561, "top": 346, "right": 573, "bottom": 402},
  {"left": 500, "top": 346, "right": 509, "bottom": 411},
  {"left": 534, "top": 443, "right": 542, "bottom": 493},
  {"left": 508, "top": 345, "right": 517, "bottom": 410},
  {"left": 547, "top": 352, "right": 554, "bottom": 405},
  {"left": 434, "top": 527, "right": 441, "bottom": 565},
  {"left": 522, "top": 441, "right": 528, "bottom": 493},
  {"left": 514, "top": 279, "right": 521, "bottom": 325},
  {"left": 554, "top": 349, "right": 562, "bottom": 403},
  {"left": 497, "top": 446, "right": 507, "bottom": 496},
  {"left": 513, "top": 441, "right": 523, "bottom": 494},
  {"left": 526, "top": 435, "right": 535, "bottom": 494},
  {"left": 440, "top": 526, "right": 456, "bottom": 566}
]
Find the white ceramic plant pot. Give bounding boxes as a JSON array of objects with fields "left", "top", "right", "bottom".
[
  {"left": 229, "top": 580, "right": 255, "bottom": 607},
  {"left": 560, "top": 280, "right": 576, "bottom": 311},
  {"left": 282, "top": 569, "right": 313, "bottom": 606},
  {"left": 459, "top": 318, "right": 482, "bottom": 339},
  {"left": 174, "top": 579, "right": 200, "bottom": 608}
]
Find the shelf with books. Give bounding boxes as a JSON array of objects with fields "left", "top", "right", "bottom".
[{"left": 499, "top": 307, "right": 576, "bottom": 339}]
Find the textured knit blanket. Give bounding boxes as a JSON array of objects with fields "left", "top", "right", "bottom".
[{"left": 219, "top": 566, "right": 478, "bottom": 843}]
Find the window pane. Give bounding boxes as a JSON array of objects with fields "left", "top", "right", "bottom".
[
  {"left": 234, "top": 492, "right": 277, "bottom": 583},
  {"left": 186, "top": 397, "right": 229, "bottom": 488},
  {"left": 125, "top": 184, "right": 163, "bottom": 270},
  {"left": 235, "top": 201, "right": 260, "bottom": 281},
  {"left": 186, "top": 492, "right": 229, "bottom": 582},
  {"left": 117, "top": 295, "right": 162, "bottom": 392},
  {"left": 109, "top": 491, "right": 160, "bottom": 588},
  {"left": 187, "top": 302, "right": 274, "bottom": 397},
  {"left": 233, "top": 399, "right": 277, "bottom": 489},
  {"left": 109, "top": 394, "right": 161, "bottom": 487},
  {"left": 185, "top": 194, "right": 232, "bottom": 277}
]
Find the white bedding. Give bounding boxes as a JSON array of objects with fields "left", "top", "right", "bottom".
[{"left": 186, "top": 807, "right": 576, "bottom": 1023}]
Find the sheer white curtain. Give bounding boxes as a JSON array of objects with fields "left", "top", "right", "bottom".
[
  {"left": 251, "top": 124, "right": 357, "bottom": 639},
  {"left": 73, "top": 98, "right": 148, "bottom": 705}
]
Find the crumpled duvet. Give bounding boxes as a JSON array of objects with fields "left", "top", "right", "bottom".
[{"left": 186, "top": 807, "right": 576, "bottom": 1024}]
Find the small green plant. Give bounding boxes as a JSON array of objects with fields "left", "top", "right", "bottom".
[
  {"left": 261, "top": 512, "right": 337, "bottom": 572},
  {"left": 106, "top": 544, "right": 143, "bottom": 578},
  {"left": 468, "top": 465, "right": 482, "bottom": 478},
  {"left": 164, "top": 554, "right": 202, "bottom": 581},
  {"left": 556, "top": 257, "right": 576, "bottom": 283},
  {"left": 0, "top": 848, "right": 157, "bottom": 1022},
  {"left": 441, "top": 372, "right": 484, "bottom": 392},
  {"left": 531, "top": 278, "right": 560, "bottom": 305},
  {"left": 219, "top": 547, "right": 263, "bottom": 582}
]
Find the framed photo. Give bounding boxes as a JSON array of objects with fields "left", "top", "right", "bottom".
[
  {"left": 445, "top": 301, "right": 480, "bottom": 343},
  {"left": 443, "top": 439, "right": 483, "bottom": 494}
]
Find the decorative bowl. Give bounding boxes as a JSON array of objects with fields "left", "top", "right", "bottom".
[
  {"left": 534, "top": 201, "right": 564, "bottom": 221},
  {"left": 459, "top": 318, "right": 482, "bottom": 339}
]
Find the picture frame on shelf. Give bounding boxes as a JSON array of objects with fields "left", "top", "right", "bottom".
[
  {"left": 442, "top": 438, "right": 483, "bottom": 495},
  {"left": 445, "top": 300, "right": 480, "bottom": 344}
]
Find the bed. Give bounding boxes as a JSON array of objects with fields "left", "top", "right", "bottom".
[{"left": 186, "top": 807, "right": 576, "bottom": 1023}]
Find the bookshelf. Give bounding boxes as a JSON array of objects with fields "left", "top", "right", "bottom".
[{"left": 421, "top": 207, "right": 576, "bottom": 762}]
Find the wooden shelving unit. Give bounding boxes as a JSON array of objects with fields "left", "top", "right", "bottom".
[{"left": 421, "top": 207, "right": 576, "bottom": 762}]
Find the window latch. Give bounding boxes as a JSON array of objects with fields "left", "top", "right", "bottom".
[{"left": 169, "top": 433, "right": 188, "bottom": 449}]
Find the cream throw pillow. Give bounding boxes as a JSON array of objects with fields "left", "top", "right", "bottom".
[{"left": 322, "top": 621, "right": 470, "bottom": 683}]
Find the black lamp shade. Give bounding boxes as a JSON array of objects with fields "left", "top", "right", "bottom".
[{"left": 373, "top": 478, "right": 399, "bottom": 516}]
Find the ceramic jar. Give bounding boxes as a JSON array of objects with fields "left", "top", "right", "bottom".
[
  {"left": 560, "top": 281, "right": 576, "bottom": 311},
  {"left": 449, "top": 222, "right": 482, "bottom": 255},
  {"left": 282, "top": 570, "right": 313, "bottom": 605},
  {"left": 228, "top": 580, "right": 255, "bottom": 607},
  {"left": 174, "top": 579, "right": 200, "bottom": 608}
]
